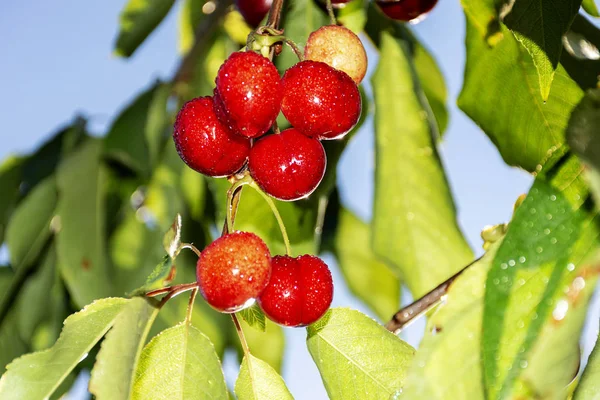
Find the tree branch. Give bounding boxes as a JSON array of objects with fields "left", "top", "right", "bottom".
[{"left": 385, "top": 256, "right": 482, "bottom": 334}]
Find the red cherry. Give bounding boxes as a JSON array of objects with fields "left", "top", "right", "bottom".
[
  {"left": 281, "top": 60, "right": 361, "bottom": 140},
  {"left": 173, "top": 97, "right": 250, "bottom": 177},
  {"left": 258, "top": 255, "right": 333, "bottom": 327},
  {"left": 249, "top": 129, "right": 326, "bottom": 201},
  {"left": 214, "top": 51, "right": 282, "bottom": 139},
  {"left": 235, "top": 0, "right": 273, "bottom": 27},
  {"left": 376, "top": 0, "right": 439, "bottom": 22},
  {"left": 196, "top": 232, "right": 272, "bottom": 313}
]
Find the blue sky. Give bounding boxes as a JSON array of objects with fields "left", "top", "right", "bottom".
[{"left": 1, "top": 1, "right": 598, "bottom": 399}]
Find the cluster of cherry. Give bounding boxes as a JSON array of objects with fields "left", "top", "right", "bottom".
[
  {"left": 174, "top": 24, "right": 366, "bottom": 201},
  {"left": 172, "top": 22, "right": 367, "bottom": 326}
]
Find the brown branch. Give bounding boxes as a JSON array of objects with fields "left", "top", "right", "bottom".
[{"left": 385, "top": 257, "right": 482, "bottom": 334}]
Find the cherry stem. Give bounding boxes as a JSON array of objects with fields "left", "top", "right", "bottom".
[
  {"left": 231, "top": 313, "right": 251, "bottom": 357},
  {"left": 226, "top": 175, "right": 254, "bottom": 234},
  {"left": 149, "top": 282, "right": 199, "bottom": 308},
  {"left": 249, "top": 182, "right": 292, "bottom": 256},
  {"left": 180, "top": 243, "right": 201, "bottom": 257},
  {"left": 266, "top": 0, "right": 285, "bottom": 29},
  {"left": 284, "top": 38, "right": 304, "bottom": 61},
  {"left": 185, "top": 287, "right": 198, "bottom": 324},
  {"left": 384, "top": 256, "right": 482, "bottom": 333},
  {"left": 325, "top": 0, "right": 337, "bottom": 25}
]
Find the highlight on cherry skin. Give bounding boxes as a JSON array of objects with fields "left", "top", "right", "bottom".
[
  {"left": 258, "top": 254, "right": 334, "bottom": 327},
  {"left": 172, "top": 96, "right": 250, "bottom": 177},
  {"left": 214, "top": 51, "right": 282, "bottom": 139},
  {"left": 196, "top": 231, "right": 272, "bottom": 313},
  {"left": 248, "top": 128, "right": 327, "bottom": 201},
  {"left": 281, "top": 60, "right": 361, "bottom": 140}
]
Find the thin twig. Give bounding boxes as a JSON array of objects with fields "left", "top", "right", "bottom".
[
  {"left": 181, "top": 243, "right": 201, "bottom": 257},
  {"left": 325, "top": 0, "right": 337, "bottom": 25},
  {"left": 385, "top": 257, "right": 482, "bottom": 333},
  {"left": 249, "top": 182, "right": 292, "bottom": 256},
  {"left": 231, "top": 313, "right": 251, "bottom": 356},
  {"left": 186, "top": 288, "right": 199, "bottom": 323},
  {"left": 266, "top": 0, "right": 285, "bottom": 29}
]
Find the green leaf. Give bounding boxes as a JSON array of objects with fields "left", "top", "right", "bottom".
[
  {"left": 583, "top": 0, "right": 600, "bottom": 17},
  {"left": 133, "top": 322, "right": 228, "bottom": 400},
  {"left": 334, "top": 208, "right": 400, "bottom": 321},
  {"left": 104, "top": 82, "right": 171, "bottom": 177},
  {"left": 16, "top": 245, "right": 57, "bottom": 341},
  {"left": 307, "top": 308, "right": 415, "bottom": 399},
  {"left": 402, "top": 237, "right": 504, "bottom": 398},
  {"left": 89, "top": 297, "right": 160, "bottom": 400},
  {"left": 234, "top": 354, "right": 294, "bottom": 400},
  {"left": 238, "top": 318, "right": 285, "bottom": 373},
  {"left": 163, "top": 213, "right": 183, "bottom": 258},
  {"left": 115, "top": 0, "right": 176, "bottom": 57},
  {"left": 0, "top": 269, "right": 28, "bottom": 374},
  {"left": 56, "top": 139, "right": 112, "bottom": 306},
  {"left": 238, "top": 304, "right": 266, "bottom": 332},
  {"left": 365, "top": 5, "right": 449, "bottom": 135},
  {"left": 575, "top": 329, "right": 600, "bottom": 399},
  {"left": 0, "top": 298, "right": 130, "bottom": 400},
  {"left": 5, "top": 176, "right": 56, "bottom": 269},
  {"left": 0, "top": 156, "right": 24, "bottom": 244},
  {"left": 483, "top": 154, "right": 598, "bottom": 399},
  {"left": 502, "top": 0, "right": 581, "bottom": 100},
  {"left": 338, "top": 0, "right": 367, "bottom": 33},
  {"left": 277, "top": 0, "right": 329, "bottom": 72},
  {"left": 459, "top": 0, "right": 502, "bottom": 45},
  {"left": 458, "top": 20, "right": 583, "bottom": 172},
  {"left": 371, "top": 31, "right": 472, "bottom": 297}
]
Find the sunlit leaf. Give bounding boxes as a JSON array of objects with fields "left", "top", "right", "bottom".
[
  {"left": 583, "top": 0, "right": 600, "bottom": 17},
  {"left": 234, "top": 354, "right": 293, "bottom": 400},
  {"left": 503, "top": 0, "right": 580, "bottom": 100},
  {"left": 115, "top": 0, "right": 176, "bottom": 57},
  {"left": 307, "top": 308, "right": 415, "bottom": 399},
  {"left": 0, "top": 298, "right": 130, "bottom": 400},
  {"left": 483, "top": 154, "right": 598, "bottom": 399},
  {"left": 371, "top": 31, "right": 472, "bottom": 297},
  {"left": 238, "top": 304, "right": 266, "bottom": 332},
  {"left": 365, "top": 4, "right": 449, "bottom": 135},
  {"left": 459, "top": 19, "right": 583, "bottom": 172},
  {"left": 133, "top": 322, "right": 228, "bottom": 399},
  {"left": 90, "top": 297, "right": 160, "bottom": 399}
]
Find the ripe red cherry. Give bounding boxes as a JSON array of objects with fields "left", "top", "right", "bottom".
[
  {"left": 258, "top": 255, "right": 333, "bottom": 327},
  {"left": 376, "top": 0, "right": 439, "bottom": 22},
  {"left": 196, "top": 232, "right": 272, "bottom": 313},
  {"left": 281, "top": 60, "right": 361, "bottom": 140},
  {"left": 235, "top": 0, "right": 272, "bottom": 27},
  {"left": 214, "top": 51, "right": 282, "bottom": 139},
  {"left": 248, "top": 129, "right": 326, "bottom": 201},
  {"left": 173, "top": 97, "right": 250, "bottom": 177}
]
